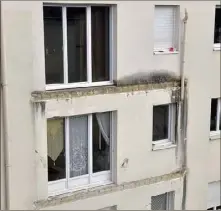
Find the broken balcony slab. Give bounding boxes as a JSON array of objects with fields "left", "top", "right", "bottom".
[
  {"left": 33, "top": 169, "right": 185, "bottom": 210},
  {"left": 31, "top": 80, "right": 183, "bottom": 102}
]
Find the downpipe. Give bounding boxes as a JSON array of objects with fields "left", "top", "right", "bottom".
[
  {"left": 177, "top": 8, "right": 188, "bottom": 210},
  {"left": 1, "top": 4, "right": 11, "bottom": 210}
]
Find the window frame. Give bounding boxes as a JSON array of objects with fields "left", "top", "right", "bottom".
[
  {"left": 152, "top": 103, "right": 177, "bottom": 147},
  {"left": 153, "top": 5, "right": 180, "bottom": 54},
  {"left": 43, "top": 4, "right": 114, "bottom": 91},
  {"left": 210, "top": 98, "right": 221, "bottom": 136},
  {"left": 151, "top": 191, "right": 175, "bottom": 210},
  {"left": 213, "top": 5, "right": 221, "bottom": 50},
  {"left": 47, "top": 112, "right": 114, "bottom": 196}
]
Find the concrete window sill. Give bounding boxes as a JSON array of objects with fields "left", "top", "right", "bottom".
[
  {"left": 34, "top": 170, "right": 184, "bottom": 210},
  {"left": 152, "top": 143, "right": 176, "bottom": 151},
  {"left": 31, "top": 81, "right": 181, "bottom": 102},
  {"left": 213, "top": 47, "right": 221, "bottom": 51},
  {"left": 209, "top": 132, "right": 221, "bottom": 141},
  {"left": 153, "top": 51, "right": 179, "bottom": 55},
  {"left": 213, "top": 44, "right": 221, "bottom": 51}
]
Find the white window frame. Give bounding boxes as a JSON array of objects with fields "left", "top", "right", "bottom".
[
  {"left": 48, "top": 112, "right": 114, "bottom": 196},
  {"left": 210, "top": 98, "right": 221, "bottom": 136},
  {"left": 44, "top": 4, "right": 114, "bottom": 91},
  {"left": 152, "top": 103, "right": 176, "bottom": 147},
  {"left": 154, "top": 5, "right": 179, "bottom": 54},
  {"left": 166, "top": 192, "right": 175, "bottom": 210},
  {"left": 214, "top": 5, "right": 221, "bottom": 51},
  {"left": 213, "top": 43, "right": 221, "bottom": 51}
]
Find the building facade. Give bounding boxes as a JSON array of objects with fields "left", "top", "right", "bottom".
[{"left": 0, "top": 1, "right": 220, "bottom": 210}]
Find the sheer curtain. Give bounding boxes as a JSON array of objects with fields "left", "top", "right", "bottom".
[
  {"left": 69, "top": 116, "right": 88, "bottom": 177},
  {"left": 47, "top": 119, "right": 64, "bottom": 162},
  {"left": 96, "top": 112, "right": 110, "bottom": 145}
]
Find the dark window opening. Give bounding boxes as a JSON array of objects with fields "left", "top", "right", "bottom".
[
  {"left": 43, "top": 5, "right": 111, "bottom": 85},
  {"left": 153, "top": 105, "right": 169, "bottom": 141},
  {"left": 219, "top": 110, "right": 221, "bottom": 130},
  {"left": 92, "top": 6, "right": 110, "bottom": 82},
  {"left": 210, "top": 98, "right": 218, "bottom": 131},
  {"left": 214, "top": 7, "right": 221, "bottom": 44},
  {"left": 44, "top": 6, "right": 64, "bottom": 84},
  {"left": 216, "top": 205, "right": 221, "bottom": 210},
  {"left": 92, "top": 113, "right": 110, "bottom": 173},
  {"left": 67, "top": 7, "right": 87, "bottom": 83}
]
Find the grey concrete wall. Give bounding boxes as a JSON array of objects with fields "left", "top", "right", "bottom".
[{"left": 0, "top": 0, "right": 220, "bottom": 210}]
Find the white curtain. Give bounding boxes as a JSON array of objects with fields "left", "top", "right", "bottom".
[
  {"left": 69, "top": 116, "right": 88, "bottom": 178},
  {"left": 96, "top": 112, "right": 110, "bottom": 145},
  {"left": 47, "top": 119, "right": 64, "bottom": 162}
]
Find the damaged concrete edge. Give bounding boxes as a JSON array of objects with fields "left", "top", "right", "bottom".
[
  {"left": 31, "top": 80, "right": 185, "bottom": 103},
  {"left": 33, "top": 169, "right": 186, "bottom": 210}
]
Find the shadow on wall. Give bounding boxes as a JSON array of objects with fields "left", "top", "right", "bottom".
[{"left": 114, "top": 70, "right": 180, "bottom": 86}]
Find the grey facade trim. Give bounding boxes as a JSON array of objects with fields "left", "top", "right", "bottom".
[{"left": 34, "top": 169, "right": 185, "bottom": 210}]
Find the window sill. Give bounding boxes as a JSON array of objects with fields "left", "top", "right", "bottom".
[
  {"left": 46, "top": 81, "right": 113, "bottom": 91},
  {"left": 48, "top": 181, "right": 113, "bottom": 197},
  {"left": 154, "top": 50, "right": 179, "bottom": 55},
  {"left": 31, "top": 81, "right": 181, "bottom": 102},
  {"left": 213, "top": 47, "right": 221, "bottom": 51},
  {"left": 213, "top": 44, "right": 221, "bottom": 51},
  {"left": 34, "top": 171, "right": 184, "bottom": 210},
  {"left": 152, "top": 142, "right": 176, "bottom": 151},
  {"left": 209, "top": 132, "right": 221, "bottom": 141}
]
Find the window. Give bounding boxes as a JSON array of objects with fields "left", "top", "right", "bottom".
[
  {"left": 99, "top": 205, "right": 117, "bottom": 210},
  {"left": 210, "top": 98, "right": 221, "bottom": 134},
  {"left": 43, "top": 5, "right": 113, "bottom": 90},
  {"left": 152, "top": 103, "right": 177, "bottom": 146},
  {"left": 154, "top": 6, "right": 179, "bottom": 53},
  {"left": 208, "top": 205, "right": 221, "bottom": 210},
  {"left": 47, "top": 112, "right": 113, "bottom": 194},
  {"left": 151, "top": 192, "right": 174, "bottom": 210},
  {"left": 214, "top": 5, "right": 221, "bottom": 50}
]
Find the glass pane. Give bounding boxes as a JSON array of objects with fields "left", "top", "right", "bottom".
[
  {"left": 92, "top": 6, "right": 110, "bottom": 82},
  {"left": 44, "top": 6, "right": 64, "bottom": 84},
  {"left": 151, "top": 193, "right": 167, "bottom": 210},
  {"left": 93, "top": 113, "right": 110, "bottom": 173},
  {"left": 153, "top": 105, "right": 169, "bottom": 141},
  {"left": 67, "top": 7, "right": 87, "bottom": 83},
  {"left": 69, "top": 116, "right": 88, "bottom": 177},
  {"left": 214, "top": 8, "right": 221, "bottom": 43},
  {"left": 47, "top": 118, "right": 65, "bottom": 182},
  {"left": 210, "top": 99, "right": 218, "bottom": 131}
]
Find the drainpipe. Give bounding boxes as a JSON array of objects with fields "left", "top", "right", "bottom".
[
  {"left": 177, "top": 8, "right": 188, "bottom": 169},
  {"left": 178, "top": 8, "right": 188, "bottom": 210},
  {"left": 1, "top": 4, "right": 11, "bottom": 210},
  {"left": 180, "top": 9, "right": 188, "bottom": 106}
]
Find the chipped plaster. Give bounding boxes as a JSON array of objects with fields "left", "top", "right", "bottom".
[
  {"left": 34, "top": 169, "right": 185, "bottom": 210},
  {"left": 31, "top": 80, "right": 184, "bottom": 103}
]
